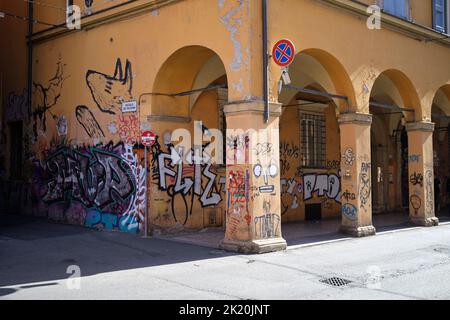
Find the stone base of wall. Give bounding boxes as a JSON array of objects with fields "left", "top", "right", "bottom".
[{"left": 219, "top": 237, "right": 287, "bottom": 254}]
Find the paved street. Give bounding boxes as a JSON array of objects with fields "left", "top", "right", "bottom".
[{"left": 1, "top": 214, "right": 450, "bottom": 300}]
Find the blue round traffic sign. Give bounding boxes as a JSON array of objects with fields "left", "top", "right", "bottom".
[{"left": 272, "top": 39, "right": 295, "bottom": 67}]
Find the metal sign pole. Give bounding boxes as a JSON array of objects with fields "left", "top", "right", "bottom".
[{"left": 144, "top": 145, "right": 148, "bottom": 238}]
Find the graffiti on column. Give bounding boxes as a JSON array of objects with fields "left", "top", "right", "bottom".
[
  {"left": 359, "top": 161, "right": 371, "bottom": 211},
  {"left": 253, "top": 160, "right": 279, "bottom": 195},
  {"left": 342, "top": 203, "right": 357, "bottom": 221},
  {"left": 342, "top": 147, "right": 355, "bottom": 166},
  {"left": 410, "top": 194, "right": 422, "bottom": 215},
  {"left": 226, "top": 134, "right": 249, "bottom": 163},
  {"left": 254, "top": 200, "right": 280, "bottom": 239},
  {"left": 425, "top": 170, "right": 434, "bottom": 215},
  {"left": 410, "top": 172, "right": 424, "bottom": 187},
  {"left": 341, "top": 189, "right": 356, "bottom": 202}
]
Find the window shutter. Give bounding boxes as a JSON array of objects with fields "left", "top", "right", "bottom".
[{"left": 433, "top": 0, "right": 447, "bottom": 33}]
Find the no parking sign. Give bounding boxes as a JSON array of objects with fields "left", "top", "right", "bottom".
[{"left": 272, "top": 39, "right": 296, "bottom": 67}]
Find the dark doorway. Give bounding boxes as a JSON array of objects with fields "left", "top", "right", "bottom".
[
  {"left": 9, "top": 121, "right": 23, "bottom": 180},
  {"left": 305, "top": 203, "right": 322, "bottom": 221}
]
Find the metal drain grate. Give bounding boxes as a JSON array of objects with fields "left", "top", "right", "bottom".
[{"left": 320, "top": 277, "right": 352, "bottom": 287}]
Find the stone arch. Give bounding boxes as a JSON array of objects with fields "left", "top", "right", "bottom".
[
  {"left": 369, "top": 69, "right": 422, "bottom": 122},
  {"left": 275, "top": 48, "right": 357, "bottom": 114},
  {"left": 149, "top": 45, "right": 228, "bottom": 119}
]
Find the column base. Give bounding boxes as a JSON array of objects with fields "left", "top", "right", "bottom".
[
  {"left": 340, "top": 225, "right": 376, "bottom": 237},
  {"left": 409, "top": 217, "right": 439, "bottom": 227},
  {"left": 219, "top": 237, "right": 287, "bottom": 254}
]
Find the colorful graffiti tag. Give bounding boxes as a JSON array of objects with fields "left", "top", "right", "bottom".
[{"left": 33, "top": 141, "right": 145, "bottom": 233}]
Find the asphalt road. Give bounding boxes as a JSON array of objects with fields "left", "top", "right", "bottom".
[{"left": 1, "top": 214, "right": 450, "bottom": 300}]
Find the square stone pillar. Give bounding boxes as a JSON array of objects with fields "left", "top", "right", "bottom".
[
  {"left": 338, "top": 113, "right": 376, "bottom": 237},
  {"left": 406, "top": 121, "right": 439, "bottom": 227},
  {"left": 219, "top": 101, "right": 287, "bottom": 254}
]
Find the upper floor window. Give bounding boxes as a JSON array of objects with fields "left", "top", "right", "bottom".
[
  {"left": 382, "top": 0, "right": 409, "bottom": 19},
  {"left": 433, "top": 0, "right": 448, "bottom": 33}
]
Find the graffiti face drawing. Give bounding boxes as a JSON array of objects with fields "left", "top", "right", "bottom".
[{"left": 253, "top": 160, "right": 279, "bottom": 194}]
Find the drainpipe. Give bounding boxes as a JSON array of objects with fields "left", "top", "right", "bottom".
[
  {"left": 27, "top": 2, "right": 33, "bottom": 118},
  {"left": 262, "top": 0, "right": 269, "bottom": 123}
]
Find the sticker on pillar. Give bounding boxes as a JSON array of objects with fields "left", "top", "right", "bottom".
[
  {"left": 253, "top": 160, "right": 279, "bottom": 194},
  {"left": 272, "top": 39, "right": 296, "bottom": 67}
]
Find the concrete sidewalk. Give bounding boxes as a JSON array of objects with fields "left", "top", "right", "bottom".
[
  {"left": 2, "top": 212, "right": 450, "bottom": 299},
  {"left": 155, "top": 211, "right": 450, "bottom": 250}
]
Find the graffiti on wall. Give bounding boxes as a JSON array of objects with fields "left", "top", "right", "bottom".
[
  {"left": 86, "top": 58, "right": 133, "bottom": 115},
  {"left": 6, "top": 89, "right": 28, "bottom": 122},
  {"left": 56, "top": 115, "right": 68, "bottom": 136},
  {"left": 118, "top": 114, "right": 140, "bottom": 144},
  {"left": 33, "top": 59, "right": 67, "bottom": 138},
  {"left": 280, "top": 177, "right": 303, "bottom": 215},
  {"left": 280, "top": 141, "right": 299, "bottom": 176},
  {"left": 303, "top": 173, "right": 341, "bottom": 202},
  {"left": 151, "top": 137, "right": 222, "bottom": 225},
  {"left": 75, "top": 105, "right": 105, "bottom": 139},
  {"left": 34, "top": 141, "right": 145, "bottom": 233}
]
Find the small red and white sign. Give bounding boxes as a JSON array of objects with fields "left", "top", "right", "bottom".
[
  {"left": 141, "top": 131, "right": 156, "bottom": 147},
  {"left": 272, "top": 39, "right": 296, "bottom": 67}
]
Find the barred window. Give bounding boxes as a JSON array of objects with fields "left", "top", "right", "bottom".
[{"left": 300, "top": 111, "right": 326, "bottom": 168}]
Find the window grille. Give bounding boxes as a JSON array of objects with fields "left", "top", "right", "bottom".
[{"left": 300, "top": 111, "right": 326, "bottom": 168}]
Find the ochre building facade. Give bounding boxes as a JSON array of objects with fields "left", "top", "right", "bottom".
[{"left": 1, "top": 0, "right": 449, "bottom": 253}]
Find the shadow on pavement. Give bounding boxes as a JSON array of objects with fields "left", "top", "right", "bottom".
[{"left": 0, "top": 213, "right": 236, "bottom": 291}]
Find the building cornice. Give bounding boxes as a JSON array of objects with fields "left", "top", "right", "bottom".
[
  {"left": 318, "top": 0, "right": 450, "bottom": 48},
  {"left": 31, "top": 0, "right": 182, "bottom": 44}
]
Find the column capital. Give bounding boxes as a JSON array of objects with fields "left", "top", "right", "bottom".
[
  {"left": 337, "top": 112, "right": 372, "bottom": 125},
  {"left": 224, "top": 100, "right": 282, "bottom": 117},
  {"left": 405, "top": 121, "right": 435, "bottom": 132}
]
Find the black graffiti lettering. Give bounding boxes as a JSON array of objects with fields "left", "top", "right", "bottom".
[
  {"left": 410, "top": 172, "right": 424, "bottom": 187},
  {"left": 42, "top": 144, "right": 135, "bottom": 210}
]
